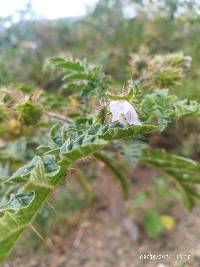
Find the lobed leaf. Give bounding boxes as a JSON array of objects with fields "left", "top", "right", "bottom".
[
  {"left": 86, "top": 123, "right": 158, "bottom": 140},
  {"left": 60, "top": 135, "right": 107, "bottom": 161},
  {"left": 141, "top": 89, "right": 200, "bottom": 131},
  {"left": 52, "top": 60, "right": 84, "bottom": 71},
  {"left": 0, "top": 122, "right": 158, "bottom": 261},
  {"left": 63, "top": 72, "right": 93, "bottom": 81},
  {"left": 4, "top": 155, "right": 60, "bottom": 184},
  {"left": 0, "top": 192, "right": 35, "bottom": 211},
  {"left": 0, "top": 159, "right": 62, "bottom": 262},
  {"left": 142, "top": 148, "right": 200, "bottom": 211}
]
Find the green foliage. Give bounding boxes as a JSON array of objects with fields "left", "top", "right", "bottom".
[
  {"left": 94, "top": 106, "right": 108, "bottom": 125},
  {"left": 130, "top": 51, "right": 190, "bottom": 90},
  {"left": 1, "top": 51, "right": 200, "bottom": 262},
  {"left": 142, "top": 148, "right": 200, "bottom": 211},
  {"left": 141, "top": 89, "right": 200, "bottom": 131},
  {"left": 1, "top": 16, "right": 200, "bottom": 259},
  {"left": 1, "top": 2, "right": 200, "bottom": 262},
  {"left": 5, "top": 155, "right": 60, "bottom": 185},
  {"left": 0, "top": 120, "right": 158, "bottom": 261},
  {"left": 113, "top": 139, "right": 147, "bottom": 166},
  {"left": 0, "top": 192, "right": 35, "bottom": 211},
  {"left": 86, "top": 123, "right": 158, "bottom": 140},
  {"left": 50, "top": 57, "right": 85, "bottom": 71},
  {"left": 16, "top": 99, "right": 42, "bottom": 125},
  {"left": 154, "top": 67, "right": 183, "bottom": 87},
  {"left": 144, "top": 209, "right": 163, "bottom": 239},
  {"left": 130, "top": 175, "right": 179, "bottom": 238},
  {"left": 141, "top": 89, "right": 177, "bottom": 131},
  {"left": 0, "top": 158, "right": 60, "bottom": 262},
  {"left": 60, "top": 135, "right": 107, "bottom": 162},
  {"left": 50, "top": 57, "right": 111, "bottom": 98},
  {"left": 2, "top": 54, "right": 198, "bottom": 260}
]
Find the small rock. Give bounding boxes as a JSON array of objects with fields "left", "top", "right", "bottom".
[
  {"left": 30, "top": 259, "right": 38, "bottom": 267},
  {"left": 123, "top": 218, "right": 139, "bottom": 243}
]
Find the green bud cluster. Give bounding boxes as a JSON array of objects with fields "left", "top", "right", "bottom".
[{"left": 16, "top": 99, "right": 42, "bottom": 125}]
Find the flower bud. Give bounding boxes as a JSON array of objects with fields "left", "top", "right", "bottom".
[{"left": 16, "top": 99, "right": 42, "bottom": 125}]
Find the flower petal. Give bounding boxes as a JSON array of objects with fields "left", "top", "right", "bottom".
[{"left": 109, "top": 100, "right": 141, "bottom": 125}]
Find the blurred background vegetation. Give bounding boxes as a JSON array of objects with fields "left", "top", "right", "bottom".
[
  {"left": 1, "top": 0, "right": 200, "bottom": 265},
  {"left": 1, "top": 0, "right": 200, "bottom": 99}
]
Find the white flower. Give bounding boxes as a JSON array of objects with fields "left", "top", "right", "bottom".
[{"left": 109, "top": 100, "right": 141, "bottom": 125}]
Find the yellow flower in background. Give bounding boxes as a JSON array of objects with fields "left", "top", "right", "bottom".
[
  {"left": 7, "top": 119, "right": 22, "bottom": 134},
  {"left": 160, "top": 215, "right": 175, "bottom": 231},
  {"left": 69, "top": 97, "right": 79, "bottom": 112}
]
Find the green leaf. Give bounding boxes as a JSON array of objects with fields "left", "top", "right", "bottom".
[
  {"left": 144, "top": 209, "right": 163, "bottom": 239},
  {"left": 141, "top": 89, "right": 176, "bottom": 131},
  {"left": 0, "top": 134, "right": 108, "bottom": 261},
  {"left": 81, "top": 81, "right": 96, "bottom": 97},
  {"left": 174, "top": 99, "right": 200, "bottom": 117},
  {"left": 0, "top": 192, "right": 35, "bottom": 211},
  {"left": 142, "top": 148, "right": 200, "bottom": 211},
  {"left": 50, "top": 57, "right": 111, "bottom": 98},
  {"left": 86, "top": 123, "right": 158, "bottom": 140},
  {"left": 101, "top": 124, "right": 158, "bottom": 140},
  {"left": 50, "top": 124, "right": 67, "bottom": 146},
  {"left": 141, "top": 89, "right": 200, "bottom": 131},
  {"left": 114, "top": 140, "right": 147, "bottom": 165},
  {"left": 0, "top": 122, "right": 157, "bottom": 262},
  {"left": 6, "top": 156, "right": 41, "bottom": 184},
  {"left": 63, "top": 72, "right": 93, "bottom": 81},
  {"left": 51, "top": 59, "right": 84, "bottom": 71},
  {"left": 60, "top": 135, "right": 107, "bottom": 161},
  {"left": 0, "top": 159, "right": 61, "bottom": 262},
  {"left": 4, "top": 155, "right": 60, "bottom": 185}
]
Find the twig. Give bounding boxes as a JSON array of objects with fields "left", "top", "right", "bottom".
[{"left": 46, "top": 111, "right": 73, "bottom": 124}]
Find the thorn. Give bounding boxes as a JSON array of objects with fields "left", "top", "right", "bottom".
[
  {"left": 46, "top": 200, "right": 58, "bottom": 214},
  {"left": 30, "top": 224, "right": 46, "bottom": 244}
]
